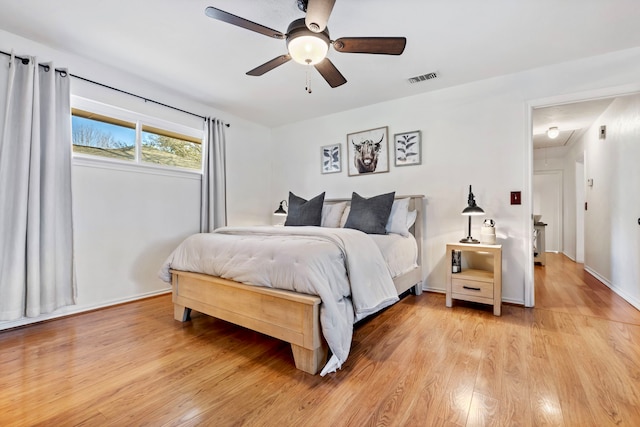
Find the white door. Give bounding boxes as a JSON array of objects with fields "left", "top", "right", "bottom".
[
  {"left": 575, "top": 160, "right": 585, "bottom": 263},
  {"left": 533, "top": 171, "right": 563, "bottom": 253}
]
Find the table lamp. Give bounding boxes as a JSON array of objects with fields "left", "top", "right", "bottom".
[
  {"left": 274, "top": 200, "right": 288, "bottom": 216},
  {"left": 460, "top": 185, "right": 484, "bottom": 243}
]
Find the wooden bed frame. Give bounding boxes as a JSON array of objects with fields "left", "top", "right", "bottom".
[{"left": 171, "top": 195, "right": 424, "bottom": 374}]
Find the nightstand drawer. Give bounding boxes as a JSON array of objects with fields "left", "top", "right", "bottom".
[{"left": 451, "top": 278, "right": 493, "bottom": 299}]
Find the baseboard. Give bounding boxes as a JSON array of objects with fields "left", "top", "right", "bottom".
[
  {"left": 0, "top": 288, "right": 171, "bottom": 331},
  {"left": 584, "top": 266, "right": 640, "bottom": 311},
  {"left": 502, "top": 297, "right": 525, "bottom": 305},
  {"left": 583, "top": 266, "right": 613, "bottom": 288},
  {"left": 423, "top": 285, "right": 445, "bottom": 294}
]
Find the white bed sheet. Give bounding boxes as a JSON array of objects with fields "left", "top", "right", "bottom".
[{"left": 369, "top": 233, "right": 418, "bottom": 278}]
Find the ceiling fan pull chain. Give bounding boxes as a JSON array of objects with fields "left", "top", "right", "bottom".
[{"left": 305, "top": 62, "right": 312, "bottom": 94}]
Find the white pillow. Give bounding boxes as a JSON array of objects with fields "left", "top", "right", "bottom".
[
  {"left": 339, "top": 205, "right": 351, "bottom": 227},
  {"left": 386, "top": 198, "right": 411, "bottom": 236},
  {"left": 406, "top": 209, "right": 417, "bottom": 229},
  {"left": 321, "top": 202, "right": 348, "bottom": 228}
]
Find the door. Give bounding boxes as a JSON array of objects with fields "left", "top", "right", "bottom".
[
  {"left": 575, "top": 159, "right": 585, "bottom": 263},
  {"left": 533, "top": 170, "right": 563, "bottom": 253}
]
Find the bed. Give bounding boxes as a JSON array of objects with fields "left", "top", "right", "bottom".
[{"left": 160, "top": 194, "right": 424, "bottom": 375}]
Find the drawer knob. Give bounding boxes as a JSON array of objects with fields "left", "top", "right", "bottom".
[{"left": 463, "top": 285, "right": 481, "bottom": 291}]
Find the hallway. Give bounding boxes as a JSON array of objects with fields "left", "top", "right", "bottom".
[{"left": 535, "top": 252, "right": 640, "bottom": 325}]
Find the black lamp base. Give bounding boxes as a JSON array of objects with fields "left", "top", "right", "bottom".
[{"left": 459, "top": 237, "right": 480, "bottom": 244}]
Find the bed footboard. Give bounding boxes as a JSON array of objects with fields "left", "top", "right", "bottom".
[{"left": 171, "top": 270, "right": 328, "bottom": 375}]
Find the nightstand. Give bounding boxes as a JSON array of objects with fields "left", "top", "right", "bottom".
[{"left": 446, "top": 242, "right": 502, "bottom": 316}]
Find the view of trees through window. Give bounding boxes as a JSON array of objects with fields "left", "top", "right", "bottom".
[
  {"left": 141, "top": 126, "right": 202, "bottom": 170},
  {"left": 72, "top": 114, "right": 136, "bottom": 160},
  {"left": 71, "top": 108, "right": 202, "bottom": 170}
]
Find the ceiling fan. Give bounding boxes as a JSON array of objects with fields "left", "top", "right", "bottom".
[{"left": 204, "top": 0, "right": 406, "bottom": 89}]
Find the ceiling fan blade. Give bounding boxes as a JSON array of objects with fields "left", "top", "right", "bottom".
[
  {"left": 205, "top": 6, "right": 285, "bottom": 39},
  {"left": 314, "top": 58, "right": 347, "bottom": 88},
  {"left": 305, "top": 0, "right": 336, "bottom": 33},
  {"left": 246, "top": 55, "right": 292, "bottom": 76},
  {"left": 333, "top": 37, "right": 407, "bottom": 55}
]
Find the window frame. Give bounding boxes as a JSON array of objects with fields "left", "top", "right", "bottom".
[{"left": 71, "top": 96, "right": 204, "bottom": 176}]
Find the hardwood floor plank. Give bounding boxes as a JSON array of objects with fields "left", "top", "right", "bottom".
[
  {"left": 466, "top": 392, "right": 499, "bottom": 427},
  {"left": 525, "top": 348, "right": 565, "bottom": 426}
]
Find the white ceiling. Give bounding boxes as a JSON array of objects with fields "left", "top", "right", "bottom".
[
  {"left": 532, "top": 98, "right": 615, "bottom": 150},
  {"left": 0, "top": 0, "right": 639, "bottom": 127}
]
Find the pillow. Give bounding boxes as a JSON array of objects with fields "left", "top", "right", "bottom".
[
  {"left": 321, "top": 202, "right": 347, "bottom": 228},
  {"left": 284, "top": 192, "right": 325, "bottom": 226},
  {"left": 406, "top": 209, "right": 417, "bottom": 229},
  {"left": 339, "top": 205, "right": 351, "bottom": 228},
  {"left": 344, "top": 191, "right": 395, "bottom": 234},
  {"left": 385, "top": 198, "right": 411, "bottom": 236}
]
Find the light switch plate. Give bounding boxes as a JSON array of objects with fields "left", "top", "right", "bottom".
[{"left": 510, "top": 191, "right": 521, "bottom": 205}]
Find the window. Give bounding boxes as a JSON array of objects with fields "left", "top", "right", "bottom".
[
  {"left": 71, "top": 98, "right": 203, "bottom": 171},
  {"left": 72, "top": 109, "right": 136, "bottom": 161},
  {"left": 141, "top": 125, "right": 202, "bottom": 170}
]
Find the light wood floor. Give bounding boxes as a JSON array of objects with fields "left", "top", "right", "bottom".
[
  {"left": 1, "top": 255, "right": 639, "bottom": 426},
  {"left": 535, "top": 252, "right": 640, "bottom": 325}
]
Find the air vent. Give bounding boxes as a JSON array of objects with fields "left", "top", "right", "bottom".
[{"left": 408, "top": 72, "right": 438, "bottom": 84}]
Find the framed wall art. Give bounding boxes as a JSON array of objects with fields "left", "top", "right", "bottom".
[
  {"left": 394, "top": 130, "right": 421, "bottom": 166},
  {"left": 321, "top": 143, "right": 341, "bottom": 174},
  {"left": 346, "top": 126, "right": 389, "bottom": 176}
]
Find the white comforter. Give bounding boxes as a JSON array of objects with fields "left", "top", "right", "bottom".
[{"left": 159, "top": 226, "right": 399, "bottom": 375}]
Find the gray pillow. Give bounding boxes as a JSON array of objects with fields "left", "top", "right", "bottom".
[
  {"left": 344, "top": 191, "right": 395, "bottom": 234},
  {"left": 284, "top": 192, "right": 325, "bottom": 226}
]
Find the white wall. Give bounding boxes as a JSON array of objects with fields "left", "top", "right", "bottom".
[
  {"left": 0, "top": 29, "right": 273, "bottom": 329},
  {"left": 272, "top": 47, "right": 640, "bottom": 305},
  {"left": 583, "top": 94, "right": 640, "bottom": 308}
]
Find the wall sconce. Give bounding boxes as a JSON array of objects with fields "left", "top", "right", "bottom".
[
  {"left": 547, "top": 126, "right": 560, "bottom": 139},
  {"left": 274, "top": 200, "right": 288, "bottom": 216},
  {"left": 460, "top": 185, "right": 485, "bottom": 244}
]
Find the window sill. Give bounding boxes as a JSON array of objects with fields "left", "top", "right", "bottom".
[{"left": 72, "top": 155, "right": 202, "bottom": 180}]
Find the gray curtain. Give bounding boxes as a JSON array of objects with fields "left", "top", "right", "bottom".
[
  {"left": 200, "top": 117, "right": 227, "bottom": 232},
  {"left": 0, "top": 54, "right": 76, "bottom": 320}
]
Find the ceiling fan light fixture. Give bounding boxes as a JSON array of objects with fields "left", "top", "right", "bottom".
[
  {"left": 547, "top": 126, "right": 560, "bottom": 139},
  {"left": 287, "top": 33, "right": 329, "bottom": 65}
]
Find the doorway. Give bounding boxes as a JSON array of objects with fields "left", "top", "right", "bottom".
[
  {"left": 528, "top": 90, "right": 640, "bottom": 311},
  {"left": 533, "top": 170, "right": 562, "bottom": 254}
]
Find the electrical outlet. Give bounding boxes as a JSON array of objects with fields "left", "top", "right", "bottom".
[{"left": 510, "top": 191, "right": 521, "bottom": 205}]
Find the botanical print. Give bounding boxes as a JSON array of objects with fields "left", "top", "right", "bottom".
[
  {"left": 347, "top": 126, "right": 389, "bottom": 176},
  {"left": 394, "top": 130, "right": 421, "bottom": 166},
  {"left": 321, "top": 144, "right": 341, "bottom": 174}
]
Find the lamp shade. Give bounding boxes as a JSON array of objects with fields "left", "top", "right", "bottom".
[
  {"left": 547, "top": 126, "right": 559, "bottom": 139},
  {"left": 461, "top": 185, "right": 484, "bottom": 216},
  {"left": 274, "top": 200, "right": 288, "bottom": 216},
  {"left": 286, "top": 18, "right": 330, "bottom": 65},
  {"left": 462, "top": 205, "right": 485, "bottom": 216},
  {"left": 287, "top": 34, "right": 329, "bottom": 65}
]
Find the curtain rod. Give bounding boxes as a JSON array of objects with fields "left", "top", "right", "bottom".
[{"left": 0, "top": 49, "right": 229, "bottom": 127}]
